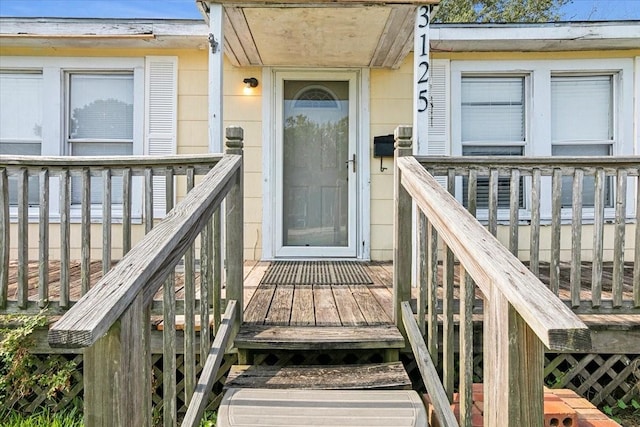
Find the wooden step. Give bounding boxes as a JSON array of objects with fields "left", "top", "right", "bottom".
[
  {"left": 234, "top": 324, "right": 405, "bottom": 350},
  {"left": 225, "top": 362, "right": 412, "bottom": 390},
  {"left": 217, "top": 388, "right": 427, "bottom": 427}
]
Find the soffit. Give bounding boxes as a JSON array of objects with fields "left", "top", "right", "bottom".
[{"left": 199, "top": 1, "right": 440, "bottom": 68}]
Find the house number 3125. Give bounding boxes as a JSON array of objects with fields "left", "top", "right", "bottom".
[{"left": 416, "top": 5, "right": 432, "bottom": 113}]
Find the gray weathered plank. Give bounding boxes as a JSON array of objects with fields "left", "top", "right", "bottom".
[
  {"left": 17, "top": 168, "right": 28, "bottom": 309},
  {"left": 612, "top": 169, "right": 627, "bottom": 308},
  {"left": 102, "top": 169, "right": 112, "bottom": 276},
  {"left": 401, "top": 302, "right": 459, "bottom": 427},
  {"left": 39, "top": 169, "right": 49, "bottom": 308},
  {"left": 81, "top": 168, "right": 91, "bottom": 295},
  {"left": 59, "top": 169, "right": 71, "bottom": 308},
  {"left": 234, "top": 325, "right": 405, "bottom": 350},
  {"left": 290, "top": 284, "right": 315, "bottom": 326},
  {"left": 181, "top": 300, "right": 237, "bottom": 427},
  {"left": 313, "top": 284, "right": 341, "bottom": 326},
  {"left": 225, "top": 362, "right": 411, "bottom": 390},
  {"left": 592, "top": 168, "right": 605, "bottom": 307},
  {"left": 48, "top": 155, "right": 241, "bottom": 348},
  {"left": 398, "top": 156, "right": 591, "bottom": 352},
  {"left": 571, "top": 169, "right": 584, "bottom": 307},
  {"left": 550, "top": 168, "right": 562, "bottom": 295},
  {"left": 530, "top": 168, "right": 541, "bottom": 276},
  {"left": 0, "top": 168, "right": 9, "bottom": 308}
]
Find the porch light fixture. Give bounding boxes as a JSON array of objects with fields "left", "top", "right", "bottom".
[{"left": 243, "top": 77, "right": 258, "bottom": 88}]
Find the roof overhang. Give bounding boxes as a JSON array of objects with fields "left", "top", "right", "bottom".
[
  {"left": 430, "top": 21, "right": 640, "bottom": 52},
  {"left": 196, "top": 0, "right": 439, "bottom": 68},
  {"left": 0, "top": 18, "right": 210, "bottom": 49}
]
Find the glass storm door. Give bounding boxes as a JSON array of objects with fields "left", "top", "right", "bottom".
[{"left": 276, "top": 73, "right": 357, "bottom": 258}]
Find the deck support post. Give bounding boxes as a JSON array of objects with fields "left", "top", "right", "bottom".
[
  {"left": 226, "top": 126, "right": 244, "bottom": 333},
  {"left": 484, "top": 285, "right": 544, "bottom": 427},
  {"left": 83, "top": 293, "right": 151, "bottom": 427},
  {"left": 393, "top": 125, "right": 413, "bottom": 341}
]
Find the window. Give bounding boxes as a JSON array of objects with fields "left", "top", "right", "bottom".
[
  {"left": 461, "top": 76, "right": 526, "bottom": 209},
  {"left": 551, "top": 75, "right": 614, "bottom": 208},
  {"left": 0, "top": 71, "right": 42, "bottom": 205},
  {"left": 67, "top": 72, "right": 134, "bottom": 205}
]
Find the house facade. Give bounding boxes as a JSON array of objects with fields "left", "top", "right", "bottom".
[{"left": 1, "top": 14, "right": 639, "bottom": 262}]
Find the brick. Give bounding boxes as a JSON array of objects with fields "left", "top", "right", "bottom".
[
  {"left": 552, "top": 389, "right": 581, "bottom": 398},
  {"left": 577, "top": 419, "right": 621, "bottom": 427},
  {"left": 576, "top": 408, "right": 611, "bottom": 420},
  {"left": 545, "top": 393, "right": 563, "bottom": 402},
  {"left": 544, "top": 401, "right": 578, "bottom": 427},
  {"left": 562, "top": 397, "right": 596, "bottom": 410}
]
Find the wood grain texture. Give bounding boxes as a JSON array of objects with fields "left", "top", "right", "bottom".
[
  {"left": 225, "top": 362, "right": 411, "bottom": 390},
  {"left": 0, "top": 169, "right": 8, "bottom": 308},
  {"left": 398, "top": 156, "right": 591, "bottom": 352},
  {"left": 401, "top": 302, "right": 459, "bottom": 427},
  {"left": 48, "top": 155, "right": 241, "bottom": 348},
  {"left": 234, "top": 325, "right": 405, "bottom": 350},
  {"left": 181, "top": 301, "right": 237, "bottom": 427}
]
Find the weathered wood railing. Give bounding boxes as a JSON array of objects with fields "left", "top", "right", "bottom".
[
  {"left": 415, "top": 155, "right": 640, "bottom": 313},
  {"left": 393, "top": 126, "right": 592, "bottom": 426},
  {"left": 45, "top": 127, "right": 244, "bottom": 427},
  {"left": 0, "top": 150, "right": 231, "bottom": 315}
]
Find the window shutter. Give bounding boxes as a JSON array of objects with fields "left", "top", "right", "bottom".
[
  {"left": 145, "top": 56, "right": 177, "bottom": 219},
  {"left": 427, "top": 59, "right": 450, "bottom": 156}
]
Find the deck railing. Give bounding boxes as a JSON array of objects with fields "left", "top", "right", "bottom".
[
  {"left": 0, "top": 149, "right": 233, "bottom": 314},
  {"left": 393, "top": 126, "right": 593, "bottom": 426},
  {"left": 415, "top": 155, "right": 640, "bottom": 313},
  {"left": 44, "top": 127, "right": 244, "bottom": 427}
]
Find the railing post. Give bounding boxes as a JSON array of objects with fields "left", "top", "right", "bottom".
[
  {"left": 84, "top": 293, "right": 151, "bottom": 427},
  {"left": 225, "top": 126, "right": 244, "bottom": 330},
  {"left": 393, "top": 125, "right": 413, "bottom": 336},
  {"left": 484, "top": 288, "right": 544, "bottom": 426}
]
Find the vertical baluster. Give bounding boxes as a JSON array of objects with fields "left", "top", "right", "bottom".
[
  {"left": 467, "top": 169, "right": 477, "bottom": 217},
  {"left": 144, "top": 168, "right": 154, "bottom": 234},
  {"left": 122, "top": 168, "right": 132, "bottom": 255},
  {"left": 59, "top": 169, "right": 70, "bottom": 308},
  {"left": 163, "top": 167, "right": 177, "bottom": 427},
  {"left": 200, "top": 215, "right": 212, "bottom": 366},
  {"left": 418, "top": 212, "right": 427, "bottom": 335},
  {"left": 102, "top": 169, "right": 111, "bottom": 275},
  {"left": 427, "top": 222, "right": 438, "bottom": 365},
  {"left": 592, "top": 168, "right": 605, "bottom": 307},
  {"left": 184, "top": 167, "right": 196, "bottom": 405},
  {"left": 509, "top": 169, "right": 520, "bottom": 256},
  {"left": 571, "top": 169, "right": 584, "bottom": 308},
  {"left": 488, "top": 168, "right": 498, "bottom": 236},
  {"left": 612, "top": 169, "right": 627, "bottom": 308},
  {"left": 443, "top": 169, "right": 455, "bottom": 399},
  {"left": 459, "top": 266, "right": 474, "bottom": 427},
  {"left": 81, "top": 168, "right": 91, "bottom": 295},
  {"left": 0, "top": 168, "right": 9, "bottom": 308},
  {"left": 634, "top": 172, "right": 640, "bottom": 308},
  {"left": 213, "top": 209, "right": 222, "bottom": 329},
  {"left": 530, "top": 169, "right": 541, "bottom": 276},
  {"left": 38, "top": 169, "right": 49, "bottom": 308},
  {"left": 17, "top": 168, "right": 28, "bottom": 308},
  {"left": 550, "top": 168, "right": 562, "bottom": 295}
]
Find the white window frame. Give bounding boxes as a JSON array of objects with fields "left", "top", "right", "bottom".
[
  {"left": 1, "top": 57, "right": 145, "bottom": 223},
  {"left": 450, "top": 58, "right": 635, "bottom": 222}
]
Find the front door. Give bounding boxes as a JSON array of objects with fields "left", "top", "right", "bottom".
[{"left": 275, "top": 71, "right": 358, "bottom": 258}]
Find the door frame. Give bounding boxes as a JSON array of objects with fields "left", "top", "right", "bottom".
[{"left": 262, "top": 67, "right": 370, "bottom": 260}]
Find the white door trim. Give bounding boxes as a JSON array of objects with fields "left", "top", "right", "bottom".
[{"left": 261, "top": 68, "right": 370, "bottom": 260}]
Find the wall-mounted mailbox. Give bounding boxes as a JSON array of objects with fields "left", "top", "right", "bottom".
[{"left": 373, "top": 134, "right": 395, "bottom": 158}]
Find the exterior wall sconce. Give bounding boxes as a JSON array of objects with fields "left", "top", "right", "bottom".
[{"left": 243, "top": 77, "right": 258, "bottom": 88}]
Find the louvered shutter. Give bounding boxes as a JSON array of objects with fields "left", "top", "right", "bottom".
[
  {"left": 427, "top": 59, "right": 450, "bottom": 187},
  {"left": 145, "top": 56, "right": 177, "bottom": 219}
]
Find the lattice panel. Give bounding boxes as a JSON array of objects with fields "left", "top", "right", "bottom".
[
  {"left": 7, "top": 353, "right": 237, "bottom": 416},
  {"left": 4, "top": 354, "right": 84, "bottom": 413},
  {"left": 545, "top": 353, "right": 640, "bottom": 407}
]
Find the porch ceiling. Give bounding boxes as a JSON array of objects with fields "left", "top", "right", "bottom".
[{"left": 197, "top": 0, "right": 439, "bottom": 68}]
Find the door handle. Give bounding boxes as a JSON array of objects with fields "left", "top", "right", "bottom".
[{"left": 345, "top": 154, "right": 356, "bottom": 173}]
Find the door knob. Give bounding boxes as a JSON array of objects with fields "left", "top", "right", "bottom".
[{"left": 345, "top": 154, "right": 356, "bottom": 173}]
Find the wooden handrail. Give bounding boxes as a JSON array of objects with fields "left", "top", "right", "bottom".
[
  {"left": 182, "top": 300, "right": 238, "bottom": 427},
  {"left": 398, "top": 155, "right": 591, "bottom": 351},
  {"left": 48, "top": 154, "right": 241, "bottom": 348},
  {"left": 401, "top": 301, "right": 459, "bottom": 427}
]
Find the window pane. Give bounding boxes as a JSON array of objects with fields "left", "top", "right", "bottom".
[
  {"left": 69, "top": 73, "right": 134, "bottom": 140},
  {"left": 71, "top": 142, "right": 133, "bottom": 205},
  {"left": 462, "top": 146, "right": 524, "bottom": 209},
  {"left": 552, "top": 144, "right": 612, "bottom": 208},
  {"left": 461, "top": 77, "right": 525, "bottom": 143},
  {"left": 0, "top": 72, "right": 42, "bottom": 206},
  {"left": 551, "top": 75, "right": 612, "bottom": 142}
]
